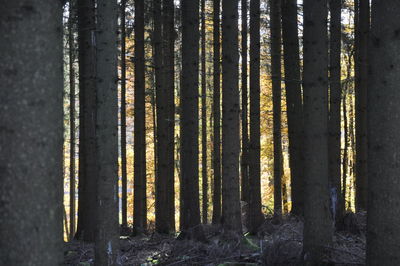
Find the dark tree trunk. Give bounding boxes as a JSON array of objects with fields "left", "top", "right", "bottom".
[
  {"left": 120, "top": 0, "right": 128, "bottom": 230},
  {"left": 180, "top": 0, "right": 203, "bottom": 239},
  {"left": 367, "top": 1, "right": 400, "bottom": 264},
  {"left": 342, "top": 90, "right": 348, "bottom": 209},
  {"left": 94, "top": 0, "right": 119, "bottom": 263},
  {"left": 355, "top": 0, "right": 369, "bottom": 212},
  {"left": 134, "top": 0, "right": 147, "bottom": 234},
  {"left": 201, "top": 0, "right": 208, "bottom": 224},
  {"left": 328, "top": 0, "right": 343, "bottom": 227},
  {"left": 271, "top": 0, "right": 283, "bottom": 219},
  {"left": 76, "top": 0, "right": 97, "bottom": 242},
  {"left": 248, "top": 0, "right": 263, "bottom": 234},
  {"left": 212, "top": 0, "right": 222, "bottom": 225},
  {"left": 69, "top": 0, "right": 77, "bottom": 240},
  {"left": 0, "top": 1, "right": 63, "bottom": 264},
  {"left": 302, "top": 0, "right": 332, "bottom": 263},
  {"left": 221, "top": 0, "right": 242, "bottom": 233},
  {"left": 241, "top": 0, "right": 250, "bottom": 204},
  {"left": 281, "top": 0, "right": 304, "bottom": 216}
]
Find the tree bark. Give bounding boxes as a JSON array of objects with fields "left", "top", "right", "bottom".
[
  {"left": 0, "top": 1, "right": 63, "bottom": 264},
  {"left": 355, "top": 0, "right": 369, "bottom": 212},
  {"left": 222, "top": 0, "right": 242, "bottom": 233},
  {"left": 281, "top": 0, "right": 304, "bottom": 216},
  {"left": 212, "top": 0, "right": 222, "bottom": 225},
  {"left": 328, "top": 0, "right": 343, "bottom": 228},
  {"left": 367, "top": 1, "right": 400, "bottom": 264},
  {"left": 248, "top": 0, "right": 263, "bottom": 233},
  {"left": 302, "top": 0, "right": 332, "bottom": 263},
  {"left": 134, "top": 0, "right": 147, "bottom": 234},
  {"left": 76, "top": 0, "right": 97, "bottom": 242},
  {"left": 271, "top": 0, "right": 283, "bottom": 220}
]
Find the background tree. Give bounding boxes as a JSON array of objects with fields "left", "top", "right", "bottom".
[
  {"left": 75, "top": 0, "right": 97, "bottom": 241},
  {"left": 367, "top": 1, "right": 400, "bottom": 264},
  {"left": 212, "top": 0, "right": 222, "bottom": 225},
  {"left": 221, "top": 0, "right": 242, "bottom": 233},
  {"left": 302, "top": 0, "right": 332, "bottom": 263},
  {"left": 271, "top": 0, "right": 283, "bottom": 219},
  {"left": 248, "top": 0, "right": 263, "bottom": 233},
  {"left": 281, "top": 0, "right": 304, "bottom": 216},
  {"left": 0, "top": 1, "right": 63, "bottom": 264},
  {"left": 94, "top": 0, "right": 119, "bottom": 263},
  {"left": 134, "top": 0, "right": 147, "bottom": 234}
]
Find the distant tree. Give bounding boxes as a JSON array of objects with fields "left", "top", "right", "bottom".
[
  {"left": 355, "top": 0, "right": 369, "bottom": 212},
  {"left": 271, "top": 0, "right": 283, "bottom": 219},
  {"left": 241, "top": 0, "right": 250, "bottom": 204},
  {"left": 212, "top": 0, "right": 222, "bottom": 225},
  {"left": 75, "top": 0, "right": 97, "bottom": 242},
  {"left": 221, "top": 0, "right": 242, "bottom": 233},
  {"left": 134, "top": 0, "right": 147, "bottom": 235},
  {"left": 180, "top": 0, "right": 203, "bottom": 239},
  {"left": 94, "top": 0, "right": 119, "bottom": 263},
  {"left": 328, "top": 0, "right": 343, "bottom": 227},
  {"left": 281, "top": 0, "right": 304, "bottom": 216},
  {"left": 120, "top": 0, "right": 128, "bottom": 230},
  {"left": 367, "top": 1, "right": 400, "bottom": 264},
  {"left": 248, "top": 0, "right": 263, "bottom": 233},
  {"left": 302, "top": 0, "right": 332, "bottom": 263},
  {"left": 201, "top": 0, "right": 208, "bottom": 224},
  {"left": 0, "top": 1, "right": 63, "bottom": 264},
  {"left": 68, "top": 0, "right": 77, "bottom": 240}
]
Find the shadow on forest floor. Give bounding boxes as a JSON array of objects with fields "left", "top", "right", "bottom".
[{"left": 64, "top": 212, "right": 366, "bottom": 265}]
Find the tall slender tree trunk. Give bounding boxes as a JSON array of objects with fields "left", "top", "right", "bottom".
[
  {"left": 95, "top": 0, "right": 119, "bottom": 263},
  {"left": 248, "top": 0, "right": 263, "bottom": 234},
  {"left": 212, "top": 0, "right": 222, "bottom": 225},
  {"left": 271, "top": 0, "right": 283, "bottom": 219},
  {"left": 76, "top": 0, "right": 98, "bottom": 242},
  {"left": 120, "top": 0, "right": 128, "bottom": 230},
  {"left": 342, "top": 91, "right": 348, "bottom": 209},
  {"left": 201, "top": 0, "right": 208, "bottom": 224},
  {"left": 162, "top": 0, "right": 176, "bottom": 232},
  {"left": 180, "top": 0, "right": 203, "bottom": 239},
  {"left": 0, "top": 1, "right": 63, "bottom": 264},
  {"left": 69, "top": 0, "right": 77, "bottom": 241},
  {"left": 355, "top": 0, "right": 369, "bottom": 212},
  {"left": 134, "top": 0, "right": 147, "bottom": 234},
  {"left": 302, "top": 0, "right": 332, "bottom": 263},
  {"left": 367, "top": 1, "right": 400, "bottom": 264},
  {"left": 281, "top": 0, "right": 304, "bottom": 216},
  {"left": 328, "top": 0, "right": 343, "bottom": 227},
  {"left": 241, "top": 0, "right": 250, "bottom": 204},
  {"left": 222, "top": 0, "right": 242, "bottom": 233}
]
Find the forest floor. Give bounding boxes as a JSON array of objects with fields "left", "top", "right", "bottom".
[{"left": 64, "top": 212, "right": 366, "bottom": 265}]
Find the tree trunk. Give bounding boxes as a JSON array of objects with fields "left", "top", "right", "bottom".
[
  {"left": 248, "top": 0, "right": 263, "bottom": 234},
  {"left": 212, "top": 0, "right": 222, "bottom": 225},
  {"left": 271, "top": 0, "right": 283, "bottom": 220},
  {"left": 76, "top": 0, "right": 98, "bottom": 242},
  {"left": 281, "top": 0, "right": 304, "bottom": 216},
  {"left": 162, "top": 0, "right": 176, "bottom": 232},
  {"left": 222, "top": 0, "right": 242, "bottom": 233},
  {"left": 180, "top": 0, "right": 203, "bottom": 239},
  {"left": 201, "top": 0, "right": 208, "bottom": 224},
  {"left": 134, "top": 0, "right": 147, "bottom": 234},
  {"left": 367, "top": 1, "right": 400, "bottom": 264},
  {"left": 302, "top": 0, "right": 332, "bottom": 263},
  {"left": 94, "top": 0, "right": 119, "bottom": 263},
  {"left": 120, "top": 0, "right": 128, "bottom": 230},
  {"left": 0, "top": 1, "right": 63, "bottom": 264},
  {"left": 69, "top": 0, "right": 77, "bottom": 241},
  {"left": 342, "top": 90, "right": 348, "bottom": 209},
  {"left": 241, "top": 0, "right": 250, "bottom": 204},
  {"left": 328, "top": 0, "right": 343, "bottom": 228},
  {"left": 355, "top": 0, "right": 369, "bottom": 212}
]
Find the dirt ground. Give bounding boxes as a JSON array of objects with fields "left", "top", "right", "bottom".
[{"left": 64, "top": 213, "right": 366, "bottom": 265}]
